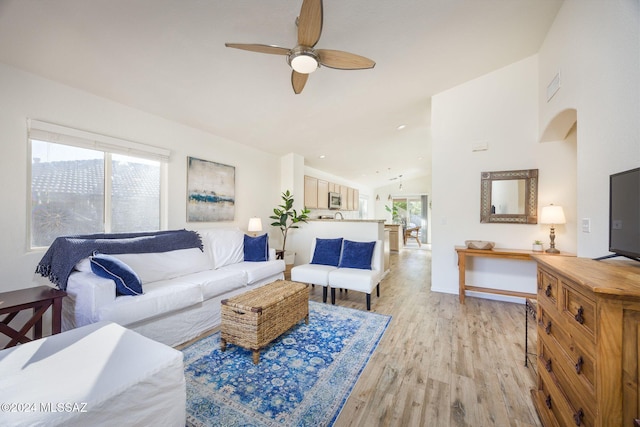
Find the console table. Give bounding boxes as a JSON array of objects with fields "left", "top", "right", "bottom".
[
  {"left": 455, "top": 246, "right": 573, "bottom": 304},
  {"left": 0, "top": 285, "right": 67, "bottom": 348}
]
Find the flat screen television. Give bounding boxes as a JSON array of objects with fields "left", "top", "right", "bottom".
[{"left": 602, "top": 167, "right": 640, "bottom": 262}]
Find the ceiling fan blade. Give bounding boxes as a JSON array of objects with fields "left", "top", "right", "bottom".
[
  {"left": 298, "top": 0, "right": 323, "bottom": 47},
  {"left": 317, "top": 49, "right": 376, "bottom": 70},
  {"left": 291, "top": 71, "right": 309, "bottom": 94},
  {"left": 225, "top": 43, "right": 290, "bottom": 56}
]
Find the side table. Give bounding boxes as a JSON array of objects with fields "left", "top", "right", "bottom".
[{"left": 0, "top": 285, "right": 67, "bottom": 348}]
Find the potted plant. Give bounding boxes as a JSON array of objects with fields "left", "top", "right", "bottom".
[
  {"left": 270, "top": 190, "right": 310, "bottom": 264},
  {"left": 385, "top": 204, "right": 402, "bottom": 224},
  {"left": 532, "top": 240, "right": 544, "bottom": 252}
]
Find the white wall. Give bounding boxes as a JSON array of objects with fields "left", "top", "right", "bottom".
[
  {"left": 431, "top": 0, "right": 639, "bottom": 300},
  {"left": 431, "top": 55, "right": 577, "bottom": 299},
  {"left": 538, "top": 0, "right": 640, "bottom": 257},
  {"left": 0, "top": 63, "right": 281, "bottom": 292}
]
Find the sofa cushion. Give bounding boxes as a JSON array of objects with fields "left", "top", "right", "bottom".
[
  {"left": 328, "top": 268, "right": 381, "bottom": 294},
  {"left": 97, "top": 280, "right": 202, "bottom": 326},
  {"left": 90, "top": 254, "right": 143, "bottom": 296},
  {"left": 291, "top": 264, "right": 337, "bottom": 286},
  {"left": 199, "top": 228, "right": 244, "bottom": 269},
  {"left": 311, "top": 238, "right": 343, "bottom": 267},
  {"left": 110, "top": 248, "right": 210, "bottom": 284},
  {"left": 178, "top": 269, "right": 247, "bottom": 300},
  {"left": 338, "top": 240, "right": 376, "bottom": 270},
  {"left": 243, "top": 233, "right": 269, "bottom": 262},
  {"left": 219, "top": 260, "right": 285, "bottom": 285}
]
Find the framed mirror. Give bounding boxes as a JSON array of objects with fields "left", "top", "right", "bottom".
[{"left": 480, "top": 169, "right": 538, "bottom": 224}]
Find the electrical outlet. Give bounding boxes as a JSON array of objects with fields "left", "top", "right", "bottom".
[{"left": 581, "top": 218, "right": 591, "bottom": 233}]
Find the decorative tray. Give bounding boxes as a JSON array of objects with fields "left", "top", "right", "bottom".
[{"left": 465, "top": 240, "right": 495, "bottom": 250}]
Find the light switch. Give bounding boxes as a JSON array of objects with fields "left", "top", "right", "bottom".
[{"left": 581, "top": 218, "right": 591, "bottom": 233}]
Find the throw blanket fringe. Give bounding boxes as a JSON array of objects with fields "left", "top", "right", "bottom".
[{"left": 36, "top": 229, "right": 203, "bottom": 290}]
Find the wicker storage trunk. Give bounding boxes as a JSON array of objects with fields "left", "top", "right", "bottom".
[{"left": 220, "top": 280, "right": 309, "bottom": 364}]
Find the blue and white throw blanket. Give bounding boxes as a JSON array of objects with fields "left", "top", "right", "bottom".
[{"left": 36, "top": 229, "right": 203, "bottom": 291}]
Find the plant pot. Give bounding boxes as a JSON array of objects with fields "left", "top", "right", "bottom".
[
  {"left": 532, "top": 244, "right": 544, "bottom": 252},
  {"left": 283, "top": 251, "right": 296, "bottom": 265}
]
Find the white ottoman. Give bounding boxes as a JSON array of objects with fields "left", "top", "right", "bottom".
[{"left": 0, "top": 321, "right": 186, "bottom": 427}]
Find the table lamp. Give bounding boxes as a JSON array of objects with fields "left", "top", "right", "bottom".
[
  {"left": 247, "top": 217, "right": 262, "bottom": 236},
  {"left": 540, "top": 204, "right": 566, "bottom": 254}
]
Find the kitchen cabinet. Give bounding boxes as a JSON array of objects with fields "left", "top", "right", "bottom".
[
  {"left": 304, "top": 176, "right": 359, "bottom": 211},
  {"left": 304, "top": 176, "right": 318, "bottom": 208},
  {"left": 384, "top": 224, "right": 402, "bottom": 251},
  {"left": 340, "top": 185, "right": 348, "bottom": 209},
  {"left": 317, "top": 179, "right": 329, "bottom": 209}
]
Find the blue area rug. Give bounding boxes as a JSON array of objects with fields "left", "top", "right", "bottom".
[{"left": 182, "top": 301, "right": 391, "bottom": 427}]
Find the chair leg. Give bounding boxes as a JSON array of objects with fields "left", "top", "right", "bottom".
[
  {"left": 366, "top": 293, "right": 371, "bottom": 311},
  {"left": 376, "top": 283, "right": 380, "bottom": 297},
  {"left": 331, "top": 288, "right": 336, "bottom": 305},
  {"left": 322, "top": 286, "right": 328, "bottom": 303}
]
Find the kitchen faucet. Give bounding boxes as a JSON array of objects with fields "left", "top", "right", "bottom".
[{"left": 334, "top": 212, "right": 344, "bottom": 220}]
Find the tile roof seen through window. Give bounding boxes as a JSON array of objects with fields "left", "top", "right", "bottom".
[{"left": 32, "top": 159, "right": 159, "bottom": 196}]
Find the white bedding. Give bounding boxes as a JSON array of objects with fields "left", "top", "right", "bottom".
[{"left": 0, "top": 322, "right": 185, "bottom": 427}]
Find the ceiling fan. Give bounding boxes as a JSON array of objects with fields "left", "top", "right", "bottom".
[{"left": 225, "top": 0, "right": 375, "bottom": 94}]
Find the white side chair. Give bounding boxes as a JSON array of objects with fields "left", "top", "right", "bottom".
[
  {"left": 290, "top": 239, "right": 338, "bottom": 303},
  {"left": 329, "top": 240, "right": 383, "bottom": 310}
]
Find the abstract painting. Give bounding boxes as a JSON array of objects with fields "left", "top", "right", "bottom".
[{"left": 187, "top": 156, "right": 235, "bottom": 222}]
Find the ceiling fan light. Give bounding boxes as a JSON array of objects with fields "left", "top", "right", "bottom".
[
  {"left": 288, "top": 46, "right": 319, "bottom": 74},
  {"left": 291, "top": 54, "right": 318, "bottom": 74}
]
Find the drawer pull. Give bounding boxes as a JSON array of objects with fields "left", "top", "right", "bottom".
[
  {"left": 575, "top": 356, "right": 584, "bottom": 374},
  {"left": 545, "top": 359, "right": 552, "bottom": 372},
  {"left": 545, "top": 394, "right": 552, "bottom": 409},
  {"left": 545, "top": 284, "right": 552, "bottom": 297},
  {"left": 575, "top": 306, "right": 585, "bottom": 324},
  {"left": 573, "top": 408, "right": 584, "bottom": 425},
  {"left": 545, "top": 321, "right": 552, "bottom": 335}
]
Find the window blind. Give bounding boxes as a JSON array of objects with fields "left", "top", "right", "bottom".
[{"left": 27, "top": 119, "right": 171, "bottom": 162}]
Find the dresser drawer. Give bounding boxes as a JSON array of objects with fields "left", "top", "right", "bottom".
[
  {"left": 538, "top": 268, "right": 559, "bottom": 307},
  {"left": 537, "top": 362, "right": 596, "bottom": 427},
  {"left": 538, "top": 306, "right": 596, "bottom": 395},
  {"left": 561, "top": 280, "right": 596, "bottom": 342},
  {"left": 539, "top": 337, "right": 595, "bottom": 425}
]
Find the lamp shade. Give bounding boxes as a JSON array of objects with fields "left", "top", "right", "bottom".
[
  {"left": 247, "top": 217, "right": 263, "bottom": 233},
  {"left": 540, "top": 205, "right": 566, "bottom": 225}
]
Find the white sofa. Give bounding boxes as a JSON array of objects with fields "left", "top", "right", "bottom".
[
  {"left": 62, "top": 228, "right": 285, "bottom": 347},
  {"left": 291, "top": 239, "right": 383, "bottom": 310}
]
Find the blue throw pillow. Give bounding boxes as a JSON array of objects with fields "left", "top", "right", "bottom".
[
  {"left": 311, "top": 238, "right": 343, "bottom": 266},
  {"left": 338, "top": 240, "right": 376, "bottom": 270},
  {"left": 244, "top": 233, "right": 269, "bottom": 262},
  {"left": 90, "top": 253, "right": 143, "bottom": 296}
]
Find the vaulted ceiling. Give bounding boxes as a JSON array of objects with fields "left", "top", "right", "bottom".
[{"left": 0, "top": 0, "right": 563, "bottom": 188}]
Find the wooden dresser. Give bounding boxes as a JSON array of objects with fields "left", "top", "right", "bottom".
[{"left": 532, "top": 255, "right": 640, "bottom": 427}]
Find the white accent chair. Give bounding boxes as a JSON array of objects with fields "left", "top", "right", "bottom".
[
  {"left": 291, "top": 238, "right": 337, "bottom": 303},
  {"left": 292, "top": 239, "right": 383, "bottom": 310},
  {"left": 329, "top": 240, "right": 383, "bottom": 310}
]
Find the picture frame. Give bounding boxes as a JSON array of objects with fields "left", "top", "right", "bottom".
[{"left": 186, "top": 156, "right": 235, "bottom": 222}]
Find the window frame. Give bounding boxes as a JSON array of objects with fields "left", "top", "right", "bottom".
[{"left": 27, "top": 120, "right": 169, "bottom": 250}]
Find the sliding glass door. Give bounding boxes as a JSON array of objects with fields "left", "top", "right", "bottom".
[{"left": 391, "top": 195, "right": 429, "bottom": 244}]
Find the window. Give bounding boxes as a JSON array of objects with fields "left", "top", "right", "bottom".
[
  {"left": 358, "top": 196, "right": 368, "bottom": 219},
  {"left": 28, "top": 120, "right": 169, "bottom": 248}
]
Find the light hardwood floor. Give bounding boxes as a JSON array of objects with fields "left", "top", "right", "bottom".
[{"left": 311, "top": 247, "right": 541, "bottom": 427}]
